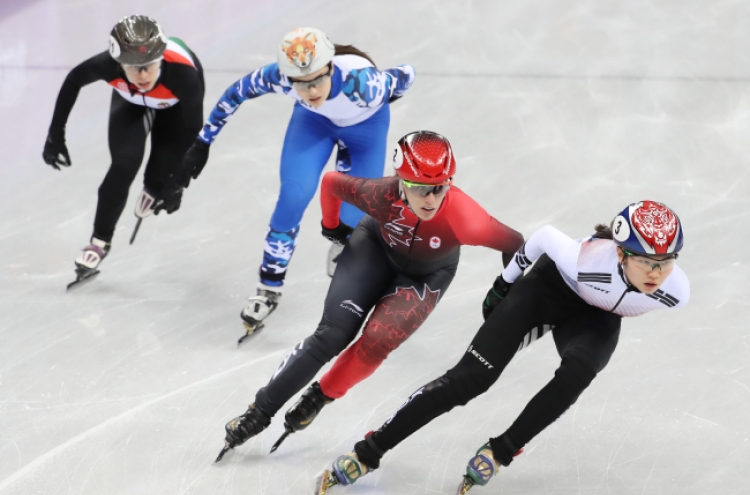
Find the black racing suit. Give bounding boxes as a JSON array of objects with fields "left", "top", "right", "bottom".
[
  {"left": 47, "top": 41, "right": 204, "bottom": 242},
  {"left": 357, "top": 254, "right": 621, "bottom": 469}
]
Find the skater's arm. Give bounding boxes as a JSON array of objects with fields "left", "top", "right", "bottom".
[
  {"left": 320, "top": 172, "right": 398, "bottom": 228},
  {"left": 382, "top": 64, "right": 416, "bottom": 102},
  {"left": 340, "top": 65, "right": 415, "bottom": 107},
  {"left": 169, "top": 63, "right": 205, "bottom": 134},
  {"left": 320, "top": 172, "right": 355, "bottom": 229},
  {"left": 449, "top": 191, "right": 525, "bottom": 267},
  {"left": 485, "top": 217, "right": 524, "bottom": 268},
  {"left": 48, "top": 52, "right": 114, "bottom": 133},
  {"left": 501, "top": 225, "right": 580, "bottom": 283},
  {"left": 198, "top": 63, "right": 288, "bottom": 144}
]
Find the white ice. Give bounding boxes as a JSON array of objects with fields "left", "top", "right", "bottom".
[{"left": 1, "top": 1, "right": 748, "bottom": 494}]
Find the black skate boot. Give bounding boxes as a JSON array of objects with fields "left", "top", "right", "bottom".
[
  {"left": 238, "top": 288, "right": 281, "bottom": 344},
  {"left": 215, "top": 403, "right": 271, "bottom": 462},
  {"left": 269, "top": 381, "right": 334, "bottom": 453}
]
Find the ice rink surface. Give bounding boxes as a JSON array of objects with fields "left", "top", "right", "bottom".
[{"left": 1, "top": 1, "right": 749, "bottom": 494}]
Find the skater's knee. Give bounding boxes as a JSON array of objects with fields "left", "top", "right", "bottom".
[
  {"left": 309, "top": 322, "right": 357, "bottom": 362},
  {"left": 99, "top": 165, "right": 137, "bottom": 192},
  {"left": 275, "top": 181, "right": 315, "bottom": 220},
  {"left": 555, "top": 356, "right": 598, "bottom": 397},
  {"left": 356, "top": 333, "right": 395, "bottom": 365},
  {"left": 423, "top": 372, "right": 491, "bottom": 408}
]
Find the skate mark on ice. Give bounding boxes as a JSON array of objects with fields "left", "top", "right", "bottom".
[
  {"left": 681, "top": 412, "right": 718, "bottom": 426},
  {"left": 732, "top": 379, "right": 750, "bottom": 396},
  {"left": 0, "top": 349, "right": 287, "bottom": 491}
]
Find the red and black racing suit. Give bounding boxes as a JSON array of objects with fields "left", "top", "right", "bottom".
[
  {"left": 47, "top": 40, "right": 204, "bottom": 242},
  {"left": 252, "top": 172, "right": 524, "bottom": 417}
]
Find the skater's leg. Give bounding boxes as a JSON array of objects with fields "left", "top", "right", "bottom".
[
  {"left": 254, "top": 222, "right": 394, "bottom": 417},
  {"left": 93, "top": 92, "right": 148, "bottom": 242},
  {"left": 257, "top": 224, "right": 301, "bottom": 290},
  {"left": 143, "top": 104, "right": 199, "bottom": 195},
  {"left": 360, "top": 256, "right": 581, "bottom": 467},
  {"left": 259, "top": 106, "right": 335, "bottom": 289},
  {"left": 489, "top": 310, "right": 621, "bottom": 465},
  {"left": 362, "top": 271, "right": 551, "bottom": 462},
  {"left": 335, "top": 104, "right": 390, "bottom": 228},
  {"left": 319, "top": 263, "right": 456, "bottom": 399}
]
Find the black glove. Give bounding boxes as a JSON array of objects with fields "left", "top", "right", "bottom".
[
  {"left": 184, "top": 139, "right": 210, "bottom": 181},
  {"left": 482, "top": 275, "right": 513, "bottom": 321},
  {"left": 152, "top": 184, "right": 184, "bottom": 215},
  {"left": 42, "top": 129, "right": 71, "bottom": 170},
  {"left": 322, "top": 221, "right": 354, "bottom": 245}
]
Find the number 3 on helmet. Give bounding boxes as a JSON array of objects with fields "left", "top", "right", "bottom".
[{"left": 612, "top": 200, "right": 684, "bottom": 255}]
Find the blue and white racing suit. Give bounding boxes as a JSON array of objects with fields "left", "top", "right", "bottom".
[{"left": 199, "top": 54, "right": 415, "bottom": 288}]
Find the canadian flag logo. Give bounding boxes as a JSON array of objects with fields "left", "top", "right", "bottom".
[{"left": 429, "top": 236, "right": 441, "bottom": 249}]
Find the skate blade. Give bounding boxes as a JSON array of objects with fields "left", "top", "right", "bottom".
[
  {"left": 215, "top": 442, "right": 232, "bottom": 463},
  {"left": 238, "top": 320, "right": 265, "bottom": 345},
  {"left": 129, "top": 217, "right": 143, "bottom": 245},
  {"left": 269, "top": 427, "right": 293, "bottom": 454},
  {"left": 313, "top": 469, "right": 337, "bottom": 495},
  {"left": 456, "top": 476, "right": 475, "bottom": 494},
  {"left": 66, "top": 269, "right": 100, "bottom": 291}
]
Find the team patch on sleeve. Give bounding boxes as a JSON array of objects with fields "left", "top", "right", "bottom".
[{"left": 645, "top": 289, "right": 680, "bottom": 307}]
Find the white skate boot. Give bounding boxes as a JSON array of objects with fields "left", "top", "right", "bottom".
[
  {"left": 130, "top": 188, "right": 155, "bottom": 244},
  {"left": 68, "top": 237, "right": 110, "bottom": 290},
  {"left": 238, "top": 286, "right": 281, "bottom": 344},
  {"left": 327, "top": 243, "right": 344, "bottom": 277}
]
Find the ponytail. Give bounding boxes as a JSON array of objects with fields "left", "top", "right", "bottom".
[
  {"left": 334, "top": 44, "right": 377, "bottom": 67},
  {"left": 591, "top": 223, "right": 613, "bottom": 240}
]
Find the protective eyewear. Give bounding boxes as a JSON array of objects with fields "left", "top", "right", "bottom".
[
  {"left": 623, "top": 250, "right": 678, "bottom": 272},
  {"left": 290, "top": 64, "right": 332, "bottom": 91},
  {"left": 122, "top": 60, "right": 161, "bottom": 74},
  {"left": 401, "top": 179, "right": 452, "bottom": 197}
]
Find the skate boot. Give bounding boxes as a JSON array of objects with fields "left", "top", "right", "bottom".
[
  {"left": 270, "top": 381, "right": 334, "bottom": 453},
  {"left": 314, "top": 452, "right": 369, "bottom": 494},
  {"left": 215, "top": 403, "right": 271, "bottom": 462},
  {"left": 456, "top": 442, "right": 523, "bottom": 494},
  {"left": 238, "top": 287, "right": 281, "bottom": 344},
  {"left": 68, "top": 237, "right": 110, "bottom": 290},
  {"left": 456, "top": 442, "right": 498, "bottom": 493},
  {"left": 134, "top": 188, "right": 156, "bottom": 218},
  {"left": 327, "top": 243, "right": 345, "bottom": 277},
  {"left": 130, "top": 188, "right": 155, "bottom": 244}
]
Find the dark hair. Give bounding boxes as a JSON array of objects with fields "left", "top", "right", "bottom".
[
  {"left": 591, "top": 223, "right": 613, "bottom": 240},
  {"left": 334, "top": 44, "right": 376, "bottom": 67}
]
